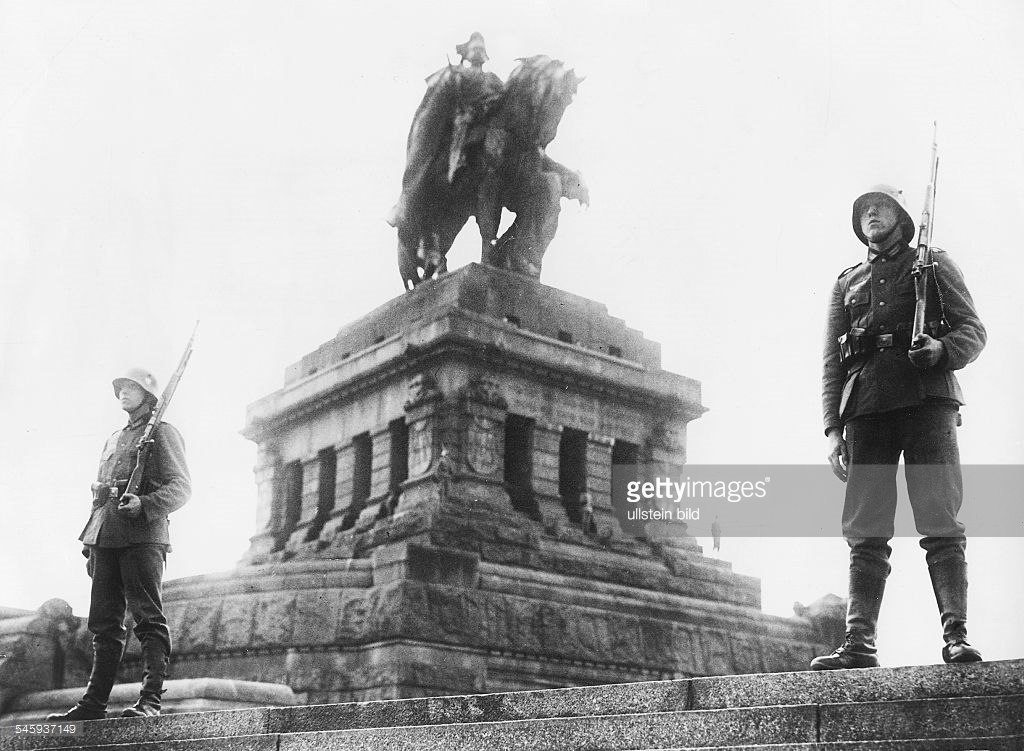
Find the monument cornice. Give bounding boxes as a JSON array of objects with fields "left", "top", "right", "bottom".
[{"left": 242, "top": 306, "right": 705, "bottom": 444}]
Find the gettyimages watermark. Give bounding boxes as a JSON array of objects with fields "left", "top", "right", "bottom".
[{"left": 611, "top": 465, "right": 1024, "bottom": 537}]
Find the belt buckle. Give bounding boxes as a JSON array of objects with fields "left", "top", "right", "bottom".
[{"left": 876, "top": 333, "right": 894, "bottom": 349}]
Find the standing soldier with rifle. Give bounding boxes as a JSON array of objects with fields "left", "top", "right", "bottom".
[
  {"left": 814, "top": 130, "right": 987, "bottom": 669},
  {"left": 49, "top": 330, "right": 195, "bottom": 720}
]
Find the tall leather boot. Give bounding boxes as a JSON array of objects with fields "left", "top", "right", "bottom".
[
  {"left": 47, "top": 642, "right": 121, "bottom": 721},
  {"left": 928, "top": 556, "right": 983, "bottom": 664},
  {"left": 811, "top": 566, "right": 885, "bottom": 670},
  {"left": 120, "top": 639, "right": 169, "bottom": 718}
]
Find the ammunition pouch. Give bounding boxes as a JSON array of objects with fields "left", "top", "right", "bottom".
[
  {"left": 91, "top": 480, "right": 128, "bottom": 507},
  {"left": 91, "top": 482, "right": 115, "bottom": 508}
]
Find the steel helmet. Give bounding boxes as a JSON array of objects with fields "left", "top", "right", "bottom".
[
  {"left": 112, "top": 367, "right": 160, "bottom": 401},
  {"left": 852, "top": 184, "right": 916, "bottom": 246}
]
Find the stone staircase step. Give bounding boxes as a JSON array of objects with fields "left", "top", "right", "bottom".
[
  {"left": 5, "top": 695, "right": 1024, "bottom": 751},
  {"left": 1, "top": 706, "right": 820, "bottom": 751},
  {"left": 7, "top": 736, "right": 1024, "bottom": 751},
  {"left": 690, "top": 660, "right": 1024, "bottom": 709},
  {"left": 6, "top": 662, "right": 1021, "bottom": 747},
  {"left": 643, "top": 739, "right": 1024, "bottom": 751},
  {"left": 820, "top": 694, "right": 1024, "bottom": 743},
  {"left": 272, "top": 699, "right": 1024, "bottom": 750},
  {"left": 0, "top": 678, "right": 687, "bottom": 750},
  {"left": 275, "top": 706, "right": 811, "bottom": 750},
  {"left": 2, "top": 661, "right": 1021, "bottom": 751},
  {"left": 18, "top": 737, "right": 273, "bottom": 751}
]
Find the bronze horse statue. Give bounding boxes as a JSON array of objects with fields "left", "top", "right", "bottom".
[{"left": 388, "top": 54, "right": 588, "bottom": 290}]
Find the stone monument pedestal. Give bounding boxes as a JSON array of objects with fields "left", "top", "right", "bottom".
[{"left": 151, "top": 264, "right": 831, "bottom": 702}]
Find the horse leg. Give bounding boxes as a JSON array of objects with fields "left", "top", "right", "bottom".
[
  {"left": 476, "top": 171, "right": 504, "bottom": 267},
  {"left": 397, "top": 230, "right": 422, "bottom": 290},
  {"left": 423, "top": 230, "right": 443, "bottom": 279},
  {"left": 514, "top": 174, "right": 561, "bottom": 278},
  {"left": 421, "top": 210, "right": 469, "bottom": 280},
  {"left": 434, "top": 227, "right": 456, "bottom": 277},
  {"left": 492, "top": 215, "right": 518, "bottom": 271},
  {"left": 534, "top": 173, "right": 564, "bottom": 274}
]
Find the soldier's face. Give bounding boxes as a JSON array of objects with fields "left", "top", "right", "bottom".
[
  {"left": 859, "top": 200, "right": 901, "bottom": 243},
  {"left": 118, "top": 382, "right": 147, "bottom": 413}
]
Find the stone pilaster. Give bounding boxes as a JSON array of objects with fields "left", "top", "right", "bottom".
[
  {"left": 334, "top": 443, "right": 355, "bottom": 512},
  {"left": 284, "top": 456, "right": 325, "bottom": 551},
  {"left": 644, "top": 421, "right": 695, "bottom": 549},
  {"left": 530, "top": 421, "right": 564, "bottom": 527},
  {"left": 240, "top": 445, "right": 281, "bottom": 563},
  {"left": 344, "top": 425, "right": 399, "bottom": 534},
  {"left": 585, "top": 434, "right": 619, "bottom": 537},
  {"left": 317, "top": 443, "right": 355, "bottom": 543},
  {"left": 370, "top": 426, "right": 393, "bottom": 500}
]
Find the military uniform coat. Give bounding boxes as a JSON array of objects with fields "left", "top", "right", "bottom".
[
  {"left": 79, "top": 406, "right": 191, "bottom": 549},
  {"left": 822, "top": 243, "right": 986, "bottom": 434}
]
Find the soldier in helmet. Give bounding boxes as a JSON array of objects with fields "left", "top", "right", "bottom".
[
  {"left": 49, "top": 368, "right": 190, "bottom": 720},
  {"left": 813, "top": 185, "right": 986, "bottom": 669}
]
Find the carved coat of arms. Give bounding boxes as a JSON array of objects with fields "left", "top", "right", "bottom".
[
  {"left": 409, "top": 419, "right": 433, "bottom": 477},
  {"left": 466, "top": 415, "right": 499, "bottom": 475}
]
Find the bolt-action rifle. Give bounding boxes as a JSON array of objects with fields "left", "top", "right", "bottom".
[
  {"left": 911, "top": 123, "right": 940, "bottom": 347},
  {"left": 117, "top": 322, "right": 199, "bottom": 506}
]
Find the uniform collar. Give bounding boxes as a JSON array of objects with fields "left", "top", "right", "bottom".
[
  {"left": 867, "top": 239, "right": 910, "bottom": 263},
  {"left": 126, "top": 404, "right": 154, "bottom": 429}
]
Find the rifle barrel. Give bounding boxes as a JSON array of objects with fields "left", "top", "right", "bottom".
[
  {"left": 123, "top": 322, "right": 199, "bottom": 498},
  {"left": 911, "top": 125, "right": 939, "bottom": 344}
]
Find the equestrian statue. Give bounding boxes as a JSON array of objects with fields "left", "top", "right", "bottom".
[{"left": 387, "top": 33, "right": 588, "bottom": 290}]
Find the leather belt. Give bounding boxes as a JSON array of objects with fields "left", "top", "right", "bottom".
[{"left": 838, "top": 329, "right": 911, "bottom": 366}]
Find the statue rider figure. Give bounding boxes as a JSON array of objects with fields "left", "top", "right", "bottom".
[
  {"left": 387, "top": 33, "right": 503, "bottom": 232},
  {"left": 387, "top": 34, "right": 585, "bottom": 289},
  {"left": 448, "top": 32, "right": 504, "bottom": 183}
]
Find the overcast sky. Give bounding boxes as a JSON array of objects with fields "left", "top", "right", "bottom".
[{"left": 1, "top": 0, "right": 1021, "bottom": 668}]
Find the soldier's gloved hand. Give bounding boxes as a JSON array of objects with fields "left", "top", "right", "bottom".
[
  {"left": 908, "top": 334, "right": 945, "bottom": 369},
  {"left": 826, "top": 428, "right": 849, "bottom": 483},
  {"left": 116, "top": 493, "right": 143, "bottom": 519}
]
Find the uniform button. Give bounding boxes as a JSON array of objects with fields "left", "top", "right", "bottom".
[
  {"left": 878, "top": 301, "right": 886, "bottom": 307},
  {"left": 879, "top": 279, "right": 886, "bottom": 284}
]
